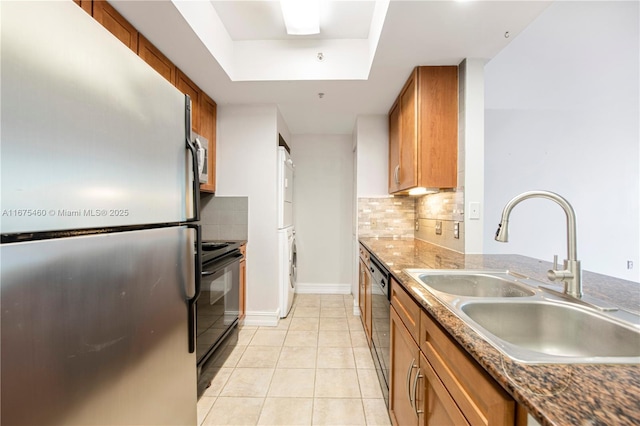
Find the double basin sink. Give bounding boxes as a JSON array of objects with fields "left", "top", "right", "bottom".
[{"left": 403, "top": 269, "right": 640, "bottom": 364}]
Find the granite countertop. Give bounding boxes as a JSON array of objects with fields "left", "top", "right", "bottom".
[{"left": 359, "top": 237, "right": 640, "bottom": 426}]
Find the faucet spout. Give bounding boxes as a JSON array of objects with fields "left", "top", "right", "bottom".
[{"left": 494, "top": 190, "right": 582, "bottom": 298}]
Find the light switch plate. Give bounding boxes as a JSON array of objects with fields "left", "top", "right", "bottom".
[{"left": 435, "top": 221, "right": 442, "bottom": 235}]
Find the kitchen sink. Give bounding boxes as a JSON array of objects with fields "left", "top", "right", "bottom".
[
  {"left": 460, "top": 300, "right": 640, "bottom": 363},
  {"left": 404, "top": 270, "right": 536, "bottom": 297},
  {"left": 404, "top": 269, "right": 640, "bottom": 363}
]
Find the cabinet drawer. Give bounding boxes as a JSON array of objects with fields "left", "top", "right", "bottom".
[
  {"left": 390, "top": 278, "right": 420, "bottom": 343},
  {"left": 359, "top": 244, "right": 370, "bottom": 263},
  {"left": 420, "top": 311, "right": 515, "bottom": 426}
]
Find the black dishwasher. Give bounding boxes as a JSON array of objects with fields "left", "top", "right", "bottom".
[{"left": 369, "top": 255, "right": 390, "bottom": 406}]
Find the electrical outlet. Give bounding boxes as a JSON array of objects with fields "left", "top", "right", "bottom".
[
  {"left": 454, "top": 222, "right": 459, "bottom": 239},
  {"left": 435, "top": 221, "right": 442, "bottom": 235},
  {"left": 628, "top": 260, "right": 634, "bottom": 270}
]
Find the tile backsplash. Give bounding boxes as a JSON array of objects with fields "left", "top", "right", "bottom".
[
  {"left": 200, "top": 195, "right": 248, "bottom": 241},
  {"left": 358, "top": 189, "right": 465, "bottom": 252},
  {"left": 357, "top": 197, "right": 415, "bottom": 238}
]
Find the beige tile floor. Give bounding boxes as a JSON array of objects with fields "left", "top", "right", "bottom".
[{"left": 197, "top": 294, "right": 391, "bottom": 426}]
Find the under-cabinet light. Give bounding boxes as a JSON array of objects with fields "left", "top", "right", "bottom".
[
  {"left": 280, "top": 0, "right": 320, "bottom": 35},
  {"left": 408, "top": 187, "right": 438, "bottom": 196}
]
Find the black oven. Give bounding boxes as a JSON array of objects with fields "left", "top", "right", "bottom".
[
  {"left": 196, "top": 241, "right": 242, "bottom": 395},
  {"left": 369, "top": 255, "right": 390, "bottom": 405}
]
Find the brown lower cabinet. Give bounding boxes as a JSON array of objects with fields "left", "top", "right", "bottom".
[
  {"left": 239, "top": 244, "right": 246, "bottom": 325},
  {"left": 390, "top": 278, "right": 521, "bottom": 426},
  {"left": 358, "top": 245, "right": 372, "bottom": 345}
]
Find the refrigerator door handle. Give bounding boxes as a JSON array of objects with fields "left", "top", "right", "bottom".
[
  {"left": 185, "top": 95, "right": 201, "bottom": 222},
  {"left": 186, "top": 224, "right": 202, "bottom": 353}
]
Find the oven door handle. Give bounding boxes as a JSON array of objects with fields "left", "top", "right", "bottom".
[
  {"left": 186, "top": 223, "right": 201, "bottom": 354},
  {"left": 202, "top": 253, "right": 243, "bottom": 276}
]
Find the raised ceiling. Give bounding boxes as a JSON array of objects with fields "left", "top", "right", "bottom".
[{"left": 110, "top": 0, "right": 552, "bottom": 134}]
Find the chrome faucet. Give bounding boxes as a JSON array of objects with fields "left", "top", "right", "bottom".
[{"left": 495, "top": 190, "right": 582, "bottom": 298}]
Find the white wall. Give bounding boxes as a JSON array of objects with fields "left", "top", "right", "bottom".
[
  {"left": 356, "top": 115, "right": 389, "bottom": 197},
  {"left": 292, "top": 134, "right": 354, "bottom": 293},
  {"left": 460, "top": 59, "right": 486, "bottom": 254},
  {"left": 216, "top": 104, "right": 282, "bottom": 322},
  {"left": 484, "top": 1, "right": 639, "bottom": 282}
]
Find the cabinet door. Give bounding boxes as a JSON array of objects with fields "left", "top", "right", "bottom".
[
  {"left": 417, "top": 66, "right": 458, "bottom": 189},
  {"left": 420, "top": 352, "right": 470, "bottom": 426},
  {"left": 359, "top": 259, "right": 366, "bottom": 321},
  {"left": 389, "top": 307, "right": 420, "bottom": 426},
  {"left": 199, "top": 92, "right": 217, "bottom": 193},
  {"left": 359, "top": 258, "right": 372, "bottom": 344},
  {"left": 388, "top": 101, "right": 401, "bottom": 193},
  {"left": 175, "top": 69, "right": 201, "bottom": 133},
  {"left": 398, "top": 71, "right": 418, "bottom": 191},
  {"left": 92, "top": 0, "right": 138, "bottom": 52},
  {"left": 239, "top": 245, "right": 246, "bottom": 324},
  {"left": 138, "top": 34, "right": 176, "bottom": 84}
]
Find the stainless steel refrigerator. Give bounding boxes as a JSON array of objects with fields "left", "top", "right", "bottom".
[{"left": 1, "top": 2, "right": 201, "bottom": 424}]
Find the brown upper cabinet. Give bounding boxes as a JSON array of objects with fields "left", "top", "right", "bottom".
[
  {"left": 138, "top": 34, "right": 176, "bottom": 84},
  {"left": 92, "top": 0, "right": 138, "bottom": 53},
  {"left": 388, "top": 66, "right": 458, "bottom": 194},
  {"left": 175, "top": 69, "right": 201, "bottom": 134},
  {"left": 73, "top": 0, "right": 92, "bottom": 15},
  {"left": 199, "top": 92, "right": 217, "bottom": 193},
  {"left": 75, "top": 0, "right": 216, "bottom": 194}
]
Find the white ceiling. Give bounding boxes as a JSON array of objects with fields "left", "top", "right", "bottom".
[{"left": 110, "top": 0, "right": 552, "bottom": 134}]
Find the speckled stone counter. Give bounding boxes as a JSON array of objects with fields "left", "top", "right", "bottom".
[{"left": 359, "top": 237, "right": 640, "bottom": 426}]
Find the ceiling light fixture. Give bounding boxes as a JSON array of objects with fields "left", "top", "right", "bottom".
[{"left": 280, "top": 0, "right": 320, "bottom": 35}]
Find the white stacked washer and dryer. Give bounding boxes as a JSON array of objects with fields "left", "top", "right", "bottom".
[{"left": 277, "top": 145, "right": 297, "bottom": 318}]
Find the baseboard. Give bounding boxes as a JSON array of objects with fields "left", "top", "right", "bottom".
[
  {"left": 353, "top": 299, "right": 361, "bottom": 316},
  {"left": 243, "top": 309, "right": 280, "bottom": 327},
  {"left": 295, "top": 282, "right": 351, "bottom": 295}
]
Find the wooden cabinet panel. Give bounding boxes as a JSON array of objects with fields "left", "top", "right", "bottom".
[
  {"left": 239, "top": 244, "right": 246, "bottom": 325},
  {"left": 399, "top": 74, "right": 418, "bottom": 190},
  {"left": 420, "top": 311, "right": 515, "bottom": 426},
  {"left": 388, "top": 66, "right": 458, "bottom": 194},
  {"left": 417, "top": 66, "right": 458, "bottom": 188},
  {"left": 420, "top": 352, "right": 470, "bottom": 426},
  {"left": 73, "top": 0, "right": 92, "bottom": 15},
  {"left": 390, "top": 307, "right": 420, "bottom": 426},
  {"left": 359, "top": 258, "right": 372, "bottom": 344},
  {"left": 199, "top": 92, "right": 217, "bottom": 193},
  {"left": 390, "top": 278, "right": 420, "bottom": 342},
  {"left": 175, "top": 69, "right": 201, "bottom": 133},
  {"left": 388, "top": 102, "right": 401, "bottom": 192},
  {"left": 138, "top": 34, "right": 176, "bottom": 84},
  {"left": 92, "top": 0, "right": 138, "bottom": 52}
]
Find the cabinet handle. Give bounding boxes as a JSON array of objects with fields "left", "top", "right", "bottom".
[
  {"left": 394, "top": 165, "right": 400, "bottom": 185},
  {"left": 406, "top": 358, "right": 416, "bottom": 406},
  {"left": 412, "top": 368, "right": 424, "bottom": 415}
]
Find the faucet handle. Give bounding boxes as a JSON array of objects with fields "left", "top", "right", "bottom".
[{"left": 552, "top": 254, "right": 559, "bottom": 270}]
